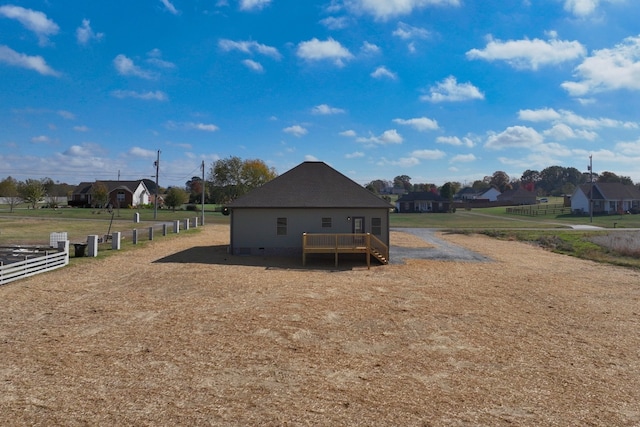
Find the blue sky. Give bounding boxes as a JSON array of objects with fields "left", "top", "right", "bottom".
[{"left": 2, "top": 0, "right": 640, "bottom": 188}]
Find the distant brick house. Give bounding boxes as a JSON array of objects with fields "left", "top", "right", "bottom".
[
  {"left": 70, "top": 180, "right": 151, "bottom": 208},
  {"left": 497, "top": 188, "right": 537, "bottom": 205},
  {"left": 395, "top": 192, "right": 450, "bottom": 213}
]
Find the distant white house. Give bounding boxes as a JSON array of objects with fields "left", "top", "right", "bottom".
[{"left": 477, "top": 187, "right": 501, "bottom": 202}]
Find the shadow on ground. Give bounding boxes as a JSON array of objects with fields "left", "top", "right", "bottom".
[{"left": 153, "top": 244, "right": 380, "bottom": 271}]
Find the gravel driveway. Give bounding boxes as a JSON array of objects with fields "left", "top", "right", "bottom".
[{"left": 390, "top": 227, "right": 492, "bottom": 264}]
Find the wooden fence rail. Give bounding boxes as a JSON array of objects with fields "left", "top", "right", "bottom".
[{"left": 0, "top": 242, "right": 69, "bottom": 286}]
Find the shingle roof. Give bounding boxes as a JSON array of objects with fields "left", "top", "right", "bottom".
[
  {"left": 580, "top": 182, "right": 640, "bottom": 200},
  {"left": 227, "top": 161, "right": 392, "bottom": 209},
  {"left": 396, "top": 191, "right": 445, "bottom": 202}
]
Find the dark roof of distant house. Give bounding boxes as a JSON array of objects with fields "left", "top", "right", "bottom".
[
  {"left": 497, "top": 187, "right": 536, "bottom": 201},
  {"left": 73, "top": 180, "right": 149, "bottom": 194},
  {"left": 227, "top": 161, "right": 392, "bottom": 209},
  {"left": 579, "top": 182, "right": 640, "bottom": 200},
  {"left": 396, "top": 191, "right": 445, "bottom": 202}
]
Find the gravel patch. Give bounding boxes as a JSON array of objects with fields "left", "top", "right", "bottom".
[{"left": 390, "top": 227, "right": 492, "bottom": 264}]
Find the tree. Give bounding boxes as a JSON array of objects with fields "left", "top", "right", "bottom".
[
  {"left": 471, "top": 179, "right": 490, "bottom": 192},
  {"left": 598, "top": 171, "right": 634, "bottom": 185},
  {"left": 489, "top": 171, "right": 510, "bottom": 192},
  {"left": 208, "top": 156, "right": 277, "bottom": 203},
  {"left": 365, "top": 179, "right": 390, "bottom": 194},
  {"left": 164, "top": 187, "right": 189, "bottom": 211},
  {"left": 91, "top": 182, "right": 109, "bottom": 208},
  {"left": 439, "top": 182, "right": 457, "bottom": 209},
  {"left": 18, "top": 179, "right": 45, "bottom": 209},
  {"left": 0, "top": 176, "right": 21, "bottom": 212},
  {"left": 186, "top": 176, "right": 204, "bottom": 203},
  {"left": 393, "top": 175, "right": 411, "bottom": 192}
]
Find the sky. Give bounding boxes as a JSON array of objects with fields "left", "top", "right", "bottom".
[{"left": 2, "top": 0, "right": 640, "bottom": 189}]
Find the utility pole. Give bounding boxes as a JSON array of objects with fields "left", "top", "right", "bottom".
[
  {"left": 588, "top": 154, "right": 593, "bottom": 223},
  {"left": 201, "top": 160, "right": 205, "bottom": 226},
  {"left": 154, "top": 150, "right": 160, "bottom": 220}
]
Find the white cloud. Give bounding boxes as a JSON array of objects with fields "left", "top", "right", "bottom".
[
  {"left": 392, "top": 22, "right": 431, "bottom": 40},
  {"left": 370, "top": 66, "right": 397, "bottom": 80},
  {"left": 304, "top": 154, "right": 320, "bottom": 161},
  {"left": 76, "top": 19, "right": 104, "bottom": 45},
  {"left": 345, "top": 151, "right": 365, "bottom": 158},
  {"left": 0, "top": 5, "right": 59, "bottom": 45},
  {"left": 485, "top": 126, "right": 544, "bottom": 150},
  {"left": 113, "top": 54, "right": 154, "bottom": 79},
  {"left": 519, "top": 107, "right": 638, "bottom": 129},
  {"left": 129, "top": 147, "right": 158, "bottom": 158},
  {"left": 218, "top": 39, "right": 282, "bottom": 59},
  {"left": 466, "top": 36, "right": 586, "bottom": 70},
  {"left": 411, "top": 149, "right": 445, "bottom": 160},
  {"left": 283, "top": 125, "right": 308, "bottom": 137},
  {"left": 297, "top": 38, "right": 353, "bottom": 67},
  {"left": 393, "top": 117, "right": 439, "bottom": 131},
  {"left": 436, "top": 136, "right": 475, "bottom": 147},
  {"left": 379, "top": 156, "right": 420, "bottom": 167},
  {"left": 31, "top": 135, "right": 50, "bottom": 143},
  {"left": 320, "top": 16, "right": 349, "bottom": 30},
  {"left": 562, "top": 0, "right": 621, "bottom": 17},
  {"left": 239, "top": 0, "right": 272, "bottom": 11},
  {"left": 357, "top": 129, "right": 403, "bottom": 145},
  {"left": 344, "top": 0, "right": 460, "bottom": 20},
  {"left": 312, "top": 104, "right": 345, "bottom": 115},
  {"left": 562, "top": 35, "right": 640, "bottom": 96},
  {"left": 0, "top": 45, "right": 60, "bottom": 76},
  {"left": 73, "top": 125, "right": 90, "bottom": 132},
  {"left": 361, "top": 41, "right": 380, "bottom": 54},
  {"left": 187, "top": 122, "right": 219, "bottom": 132},
  {"left": 543, "top": 123, "right": 598, "bottom": 141},
  {"left": 166, "top": 121, "right": 219, "bottom": 131},
  {"left": 340, "top": 129, "right": 357, "bottom": 137},
  {"left": 147, "top": 49, "right": 176, "bottom": 68},
  {"left": 160, "top": 0, "right": 180, "bottom": 14},
  {"left": 58, "top": 110, "right": 75, "bottom": 120},
  {"left": 242, "top": 59, "right": 264, "bottom": 72},
  {"left": 111, "top": 90, "right": 168, "bottom": 101},
  {"left": 518, "top": 107, "right": 562, "bottom": 122},
  {"left": 451, "top": 153, "right": 477, "bottom": 163},
  {"left": 421, "top": 76, "right": 484, "bottom": 102}
]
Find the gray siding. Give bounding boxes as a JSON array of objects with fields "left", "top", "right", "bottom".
[{"left": 230, "top": 207, "right": 389, "bottom": 256}]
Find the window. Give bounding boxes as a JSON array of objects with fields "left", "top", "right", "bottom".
[
  {"left": 322, "top": 217, "right": 332, "bottom": 228},
  {"left": 117, "top": 191, "right": 125, "bottom": 203},
  {"left": 371, "top": 217, "right": 382, "bottom": 236},
  {"left": 277, "top": 217, "right": 287, "bottom": 235}
]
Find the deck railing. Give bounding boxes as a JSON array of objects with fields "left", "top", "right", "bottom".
[{"left": 302, "top": 233, "right": 388, "bottom": 268}]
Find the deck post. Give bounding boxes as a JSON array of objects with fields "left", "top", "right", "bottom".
[
  {"left": 302, "top": 233, "right": 307, "bottom": 266},
  {"left": 335, "top": 234, "right": 339, "bottom": 267},
  {"left": 366, "top": 233, "right": 371, "bottom": 269}
]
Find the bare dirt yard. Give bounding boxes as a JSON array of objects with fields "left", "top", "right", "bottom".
[{"left": 1, "top": 225, "right": 640, "bottom": 426}]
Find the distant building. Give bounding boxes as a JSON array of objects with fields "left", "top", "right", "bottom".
[
  {"left": 70, "top": 180, "right": 151, "bottom": 208},
  {"left": 571, "top": 182, "right": 640, "bottom": 215}
]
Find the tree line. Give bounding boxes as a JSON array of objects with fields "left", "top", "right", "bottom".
[
  {"left": 365, "top": 166, "right": 634, "bottom": 198},
  {"left": 0, "top": 177, "right": 75, "bottom": 212}
]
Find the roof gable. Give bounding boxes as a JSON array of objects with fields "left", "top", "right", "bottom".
[
  {"left": 227, "top": 161, "right": 392, "bottom": 209},
  {"left": 580, "top": 182, "right": 640, "bottom": 200}
]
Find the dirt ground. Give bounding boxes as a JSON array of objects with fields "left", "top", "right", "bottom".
[{"left": 1, "top": 225, "right": 640, "bottom": 426}]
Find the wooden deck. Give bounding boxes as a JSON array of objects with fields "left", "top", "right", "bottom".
[{"left": 302, "top": 233, "right": 389, "bottom": 268}]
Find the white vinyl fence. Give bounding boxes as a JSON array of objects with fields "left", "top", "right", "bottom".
[{"left": 0, "top": 242, "right": 69, "bottom": 286}]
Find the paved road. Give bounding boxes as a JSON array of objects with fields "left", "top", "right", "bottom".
[{"left": 390, "top": 228, "right": 492, "bottom": 264}]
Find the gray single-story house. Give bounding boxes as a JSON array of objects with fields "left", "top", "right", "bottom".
[
  {"left": 226, "top": 161, "right": 392, "bottom": 261},
  {"left": 571, "top": 182, "right": 640, "bottom": 215}
]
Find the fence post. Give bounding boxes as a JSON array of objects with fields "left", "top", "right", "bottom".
[
  {"left": 162, "top": 223, "right": 167, "bottom": 236},
  {"left": 133, "top": 229, "right": 138, "bottom": 245},
  {"left": 184, "top": 218, "right": 190, "bottom": 231},
  {"left": 112, "top": 231, "right": 121, "bottom": 250},
  {"left": 87, "top": 235, "right": 99, "bottom": 257},
  {"left": 173, "top": 220, "right": 180, "bottom": 234},
  {"left": 193, "top": 217, "right": 198, "bottom": 228},
  {"left": 149, "top": 226, "right": 154, "bottom": 241},
  {"left": 58, "top": 240, "right": 70, "bottom": 265}
]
